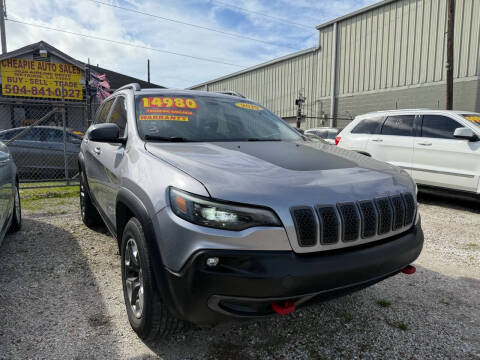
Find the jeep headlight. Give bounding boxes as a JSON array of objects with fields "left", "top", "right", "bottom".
[{"left": 169, "top": 188, "right": 281, "bottom": 230}]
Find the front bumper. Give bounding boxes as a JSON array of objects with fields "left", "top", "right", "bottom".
[{"left": 161, "top": 224, "right": 424, "bottom": 325}]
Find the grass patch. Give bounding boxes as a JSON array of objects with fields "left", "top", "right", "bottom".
[
  {"left": 20, "top": 185, "right": 79, "bottom": 201},
  {"left": 466, "top": 243, "right": 478, "bottom": 248},
  {"left": 396, "top": 322, "right": 408, "bottom": 331},
  {"left": 376, "top": 299, "right": 392, "bottom": 308}
]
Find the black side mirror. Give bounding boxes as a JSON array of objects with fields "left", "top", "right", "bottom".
[
  {"left": 88, "top": 123, "right": 124, "bottom": 143},
  {"left": 453, "top": 127, "right": 479, "bottom": 141}
]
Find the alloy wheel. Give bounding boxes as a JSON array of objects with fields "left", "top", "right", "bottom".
[{"left": 124, "top": 238, "right": 144, "bottom": 319}]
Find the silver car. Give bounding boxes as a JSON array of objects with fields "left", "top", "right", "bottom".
[
  {"left": 0, "top": 141, "right": 21, "bottom": 247},
  {"left": 0, "top": 126, "right": 83, "bottom": 179},
  {"left": 305, "top": 127, "right": 341, "bottom": 145},
  {"left": 79, "top": 84, "right": 423, "bottom": 339}
]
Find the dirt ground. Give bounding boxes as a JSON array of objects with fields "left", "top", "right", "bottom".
[{"left": 0, "top": 192, "right": 479, "bottom": 360}]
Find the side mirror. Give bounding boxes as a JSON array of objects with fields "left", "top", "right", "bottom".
[
  {"left": 453, "top": 127, "right": 478, "bottom": 141},
  {"left": 87, "top": 123, "right": 124, "bottom": 143}
]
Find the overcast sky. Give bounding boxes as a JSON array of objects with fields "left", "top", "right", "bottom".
[{"left": 5, "top": 0, "right": 377, "bottom": 88}]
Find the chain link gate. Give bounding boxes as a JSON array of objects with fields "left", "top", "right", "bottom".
[{"left": 0, "top": 98, "right": 89, "bottom": 188}]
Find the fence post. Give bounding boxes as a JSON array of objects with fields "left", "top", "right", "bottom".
[{"left": 61, "top": 83, "right": 69, "bottom": 185}]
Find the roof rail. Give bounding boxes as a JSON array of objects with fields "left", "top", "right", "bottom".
[
  {"left": 217, "top": 91, "right": 246, "bottom": 98},
  {"left": 114, "top": 83, "right": 141, "bottom": 93}
]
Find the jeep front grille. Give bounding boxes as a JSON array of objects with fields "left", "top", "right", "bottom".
[
  {"left": 290, "top": 207, "right": 317, "bottom": 247},
  {"left": 316, "top": 206, "right": 339, "bottom": 244},
  {"left": 291, "top": 193, "right": 416, "bottom": 249},
  {"left": 337, "top": 202, "right": 360, "bottom": 242}
]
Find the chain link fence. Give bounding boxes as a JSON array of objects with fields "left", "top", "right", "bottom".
[{"left": 0, "top": 99, "right": 89, "bottom": 188}]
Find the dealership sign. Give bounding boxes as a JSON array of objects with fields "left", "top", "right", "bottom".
[{"left": 0, "top": 58, "right": 83, "bottom": 100}]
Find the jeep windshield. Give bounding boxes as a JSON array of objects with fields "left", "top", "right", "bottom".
[{"left": 135, "top": 94, "right": 303, "bottom": 142}]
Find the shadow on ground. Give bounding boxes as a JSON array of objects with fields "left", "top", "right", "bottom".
[
  {"left": 141, "top": 266, "right": 480, "bottom": 360},
  {"left": 0, "top": 218, "right": 120, "bottom": 359},
  {"left": 418, "top": 191, "right": 480, "bottom": 213}
]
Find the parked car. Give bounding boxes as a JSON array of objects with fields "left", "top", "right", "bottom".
[
  {"left": 79, "top": 84, "right": 423, "bottom": 339},
  {"left": 0, "top": 140, "right": 21, "bottom": 247},
  {"left": 305, "top": 127, "right": 340, "bottom": 145},
  {"left": 0, "top": 126, "right": 83, "bottom": 179},
  {"left": 336, "top": 110, "right": 480, "bottom": 196}
]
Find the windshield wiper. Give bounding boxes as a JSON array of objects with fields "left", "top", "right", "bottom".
[
  {"left": 144, "top": 135, "right": 188, "bottom": 142},
  {"left": 246, "top": 138, "right": 282, "bottom": 141}
]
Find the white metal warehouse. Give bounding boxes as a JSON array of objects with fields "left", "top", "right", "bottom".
[{"left": 189, "top": 0, "right": 480, "bottom": 129}]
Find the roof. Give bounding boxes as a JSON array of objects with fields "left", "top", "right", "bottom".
[
  {"left": 132, "top": 88, "right": 247, "bottom": 101},
  {"left": 188, "top": 47, "right": 317, "bottom": 89},
  {"left": 0, "top": 40, "right": 85, "bottom": 68},
  {"left": 316, "top": 0, "right": 398, "bottom": 30},
  {"left": 0, "top": 41, "right": 164, "bottom": 89},
  {"left": 357, "top": 109, "right": 479, "bottom": 117},
  {"left": 88, "top": 65, "right": 164, "bottom": 91}
]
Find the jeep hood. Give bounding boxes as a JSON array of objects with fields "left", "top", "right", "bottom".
[{"left": 145, "top": 141, "right": 415, "bottom": 206}]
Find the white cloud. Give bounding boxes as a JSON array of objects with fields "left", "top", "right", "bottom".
[{"left": 5, "top": 0, "right": 378, "bottom": 88}]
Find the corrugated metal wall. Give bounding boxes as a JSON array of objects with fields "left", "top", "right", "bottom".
[
  {"left": 337, "top": 0, "right": 479, "bottom": 96},
  {"left": 191, "top": 0, "right": 480, "bottom": 121},
  {"left": 199, "top": 31, "right": 333, "bottom": 121}
]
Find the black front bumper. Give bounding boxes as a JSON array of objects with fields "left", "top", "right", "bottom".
[{"left": 162, "top": 224, "right": 423, "bottom": 325}]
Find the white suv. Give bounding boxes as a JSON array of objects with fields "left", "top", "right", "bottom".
[{"left": 336, "top": 110, "right": 480, "bottom": 195}]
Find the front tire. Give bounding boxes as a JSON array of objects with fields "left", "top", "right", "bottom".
[
  {"left": 79, "top": 169, "right": 102, "bottom": 228},
  {"left": 8, "top": 182, "right": 21, "bottom": 233},
  {"left": 121, "top": 217, "right": 185, "bottom": 339}
]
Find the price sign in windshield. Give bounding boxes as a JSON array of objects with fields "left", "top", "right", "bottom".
[{"left": 141, "top": 97, "right": 198, "bottom": 109}]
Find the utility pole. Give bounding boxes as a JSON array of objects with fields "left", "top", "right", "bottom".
[
  {"left": 147, "top": 59, "right": 150, "bottom": 84},
  {"left": 446, "top": 0, "right": 455, "bottom": 110},
  {"left": 295, "top": 91, "right": 306, "bottom": 129},
  {"left": 0, "top": 0, "right": 7, "bottom": 54}
]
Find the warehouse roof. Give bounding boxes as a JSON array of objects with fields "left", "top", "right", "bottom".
[
  {"left": 315, "top": 0, "right": 398, "bottom": 29},
  {"left": 188, "top": 46, "right": 317, "bottom": 89}
]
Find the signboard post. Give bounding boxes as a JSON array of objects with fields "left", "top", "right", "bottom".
[{"left": 0, "top": 58, "right": 83, "bottom": 100}]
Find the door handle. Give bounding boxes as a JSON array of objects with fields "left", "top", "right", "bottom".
[
  {"left": 94, "top": 146, "right": 101, "bottom": 155},
  {"left": 418, "top": 142, "right": 432, "bottom": 146},
  {"left": 371, "top": 138, "right": 383, "bottom": 142}
]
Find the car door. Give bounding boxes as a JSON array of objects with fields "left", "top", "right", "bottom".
[
  {"left": 411, "top": 114, "right": 480, "bottom": 192},
  {"left": 84, "top": 98, "right": 116, "bottom": 224},
  {"left": 42, "top": 128, "right": 68, "bottom": 178},
  {"left": 94, "top": 96, "right": 128, "bottom": 226},
  {"left": 85, "top": 98, "right": 115, "bottom": 218},
  {"left": 366, "top": 114, "right": 415, "bottom": 175}
]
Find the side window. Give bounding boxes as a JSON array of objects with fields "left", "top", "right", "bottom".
[
  {"left": 94, "top": 99, "right": 114, "bottom": 125},
  {"left": 43, "top": 129, "right": 63, "bottom": 143},
  {"left": 0, "top": 129, "right": 19, "bottom": 140},
  {"left": 108, "top": 97, "right": 128, "bottom": 137},
  {"left": 351, "top": 116, "right": 383, "bottom": 134},
  {"left": 381, "top": 115, "right": 414, "bottom": 136},
  {"left": 421, "top": 115, "right": 462, "bottom": 139}
]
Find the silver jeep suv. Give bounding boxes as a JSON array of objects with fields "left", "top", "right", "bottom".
[{"left": 79, "top": 84, "right": 423, "bottom": 339}]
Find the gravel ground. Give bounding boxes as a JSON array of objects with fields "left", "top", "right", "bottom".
[{"left": 0, "top": 193, "right": 479, "bottom": 360}]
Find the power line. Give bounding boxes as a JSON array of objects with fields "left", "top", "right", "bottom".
[
  {"left": 84, "top": 0, "right": 302, "bottom": 51},
  {"left": 209, "top": 0, "right": 314, "bottom": 30},
  {"left": 6, "top": 18, "right": 247, "bottom": 68}
]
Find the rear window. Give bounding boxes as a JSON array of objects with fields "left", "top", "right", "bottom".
[
  {"left": 135, "top": 94, "right": 302, "bottom": 142},
  {"left": 381, "top": 115, "right": 414, "bottom": 136},
  {"left": 461, "top": 113, "right": 480, "bottom": 128},
  {"left": 351, "top": 117, "right": 383, "bottom": 134}
]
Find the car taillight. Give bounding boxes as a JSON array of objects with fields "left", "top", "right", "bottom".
[{"left": 335, "top": 136, "right": 341, "bottom": 145}]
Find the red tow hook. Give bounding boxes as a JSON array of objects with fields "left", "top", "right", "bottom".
[
  {"left": 272, "top": 301, "right": 296, "bottom": 315},
  {"left": 402, "top": 265, "right": 416, "bottom": 275}
]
